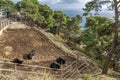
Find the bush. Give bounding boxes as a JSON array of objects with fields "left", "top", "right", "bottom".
[
  {"left": 55, "top": 34, "right": 64, "bottom": 42},
  {"left": 82, "top": 76, "right": 96, "bottom": 80}
]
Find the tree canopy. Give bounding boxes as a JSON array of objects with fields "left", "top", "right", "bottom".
[
  {"left": 83, "top": 0, "right": 120, "bottom": 74},
  {"left": 0, "top": 0, "right": 15, "bottom": 12}
]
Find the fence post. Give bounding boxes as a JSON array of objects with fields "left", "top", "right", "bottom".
[
  {"left": 48, "top": 69, "right": 51, "bottom": 74},
  {"left": 3, "top": 20, "right": 5, "bottom": 28},
  {"left": 5, "top": 20, "right": 6, "bottom": 27},
  {"left": 15, "top": 64, "right": 17, "bottom": 71},
  {"left": 77, "top": 53, "right": 80, "bottom": 74},
  {"left": 60, "top": 69, "right": 64, "bottom": 80},
  {"left": 0, "top": 21, "right": 1, "bottom": 30},
  {"left": 7, "top": 19, "right": 8, "bottom": 25},
  {"left": 6, "top": 20, "right": 8, "bottom": 25},
  {"left": 3, "top": 20, "right": 5, "bottom": 27},
  {"left": 1, "top": 21, "right": 2, "bottom": 30}
]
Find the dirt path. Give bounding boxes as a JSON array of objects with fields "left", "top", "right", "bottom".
[{"left": 8, "top": 22, "right": 30, "bottom": 29}]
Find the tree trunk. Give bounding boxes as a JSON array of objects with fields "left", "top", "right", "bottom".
[
  {"left": 102, "top": 40, "right": 117, "bottom": 74},
  {"left": 102, "top": 0, "right": 119, "bottom": 74},
  {"left": 56, "top": 23, "right": 60, "bottom": 35},
  {"left": 56, "top": 25, "right": 60, "bottom": 35}
]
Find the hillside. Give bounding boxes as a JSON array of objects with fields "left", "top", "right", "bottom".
[
  {"left": 1, "top": 0, "right": 120, "bottom": 80},
  {"left": 0, "top": 22, "right": 104, "bottom": 80}
]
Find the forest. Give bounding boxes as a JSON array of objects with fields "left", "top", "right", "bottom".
[{"left": 0, "top": 0, "right": 120, "bottom": 79}]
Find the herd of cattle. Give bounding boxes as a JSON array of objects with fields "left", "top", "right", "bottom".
[{"left": 11, "top": 50, "right": 66, "bottom": 69}]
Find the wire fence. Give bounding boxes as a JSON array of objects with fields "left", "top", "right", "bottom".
[
  {"left": 0, "top": 18, "right": 10, "bottom": 35},
  {"left": 0, "top": 19, "right": 9, "bottom": 30},
  {"left": 0, "top": 56, "right": 89, "bottom": 80}
]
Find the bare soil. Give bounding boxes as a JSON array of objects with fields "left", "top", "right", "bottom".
[{"left": 0, "top": 28, "right": 76, "bottom": 68}]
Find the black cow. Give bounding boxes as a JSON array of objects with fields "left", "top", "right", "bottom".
[
  {"left": 26, "top": 50, "right": 35, "bottom": 59},
  {"left": 56, "top": 57, "right": 65, "bottom": 65},
  {"left": 12, "top": 58, "right": 23, "bottom": 65},
  {"left": 50, "top": 62, "right": 60, "bottom": 69}
]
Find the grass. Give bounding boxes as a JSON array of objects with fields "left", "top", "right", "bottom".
[
  {"left": 42, "top": 72, "right": 51, "bottom": 80},
  {"left": 55, "top": 34, "right": 65, "bottom": 42},
  {"left": 82, "top": 76, "right": 97, "bottom": 80}
]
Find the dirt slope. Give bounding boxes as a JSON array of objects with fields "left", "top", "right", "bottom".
[
  {"left": 0, "top": 28, "right": 75, "bottom": 67},
  {"left": 0, "top": 22, "right": 103, "bottom": 80}
]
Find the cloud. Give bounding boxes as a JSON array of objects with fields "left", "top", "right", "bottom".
[
  {"left": 39, "top": 0, "right": 63, "bottom": 4},
  {"left": 59, "top": 0, "right": 80, "bottom": 4},
  {"left": 41, "top": 0, "right": 93, "bottom": 10},
  {"left": 13, "top": 0, "right": 92, "bottom": 10}
]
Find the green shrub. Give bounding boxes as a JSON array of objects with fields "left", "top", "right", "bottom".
[
  {"left": 43, "top": 72, "right": 51, "bottom": 80},
  {"left": 82, "top": 76, "right": 97, "bottom": 80},
  {"left": 55, "top": 34, "right": 64, "bottom": 42}
]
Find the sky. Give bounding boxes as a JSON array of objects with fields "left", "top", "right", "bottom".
[
  {"left": 13, "top": 0, "right": 90, "bottom": 9},
  {"left": 13, "top": 0, "right": 114, "bottom": 18},
  {"left": 39, "top": 0, "right": 90, "bottom": 10}
]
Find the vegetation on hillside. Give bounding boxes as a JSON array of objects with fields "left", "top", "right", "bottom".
[
  {"left": 83, "top": 0, "right": 120, "bottom": 74},
  {"left": 0, "top": 0, "right": 120, "bottom": 77}
]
